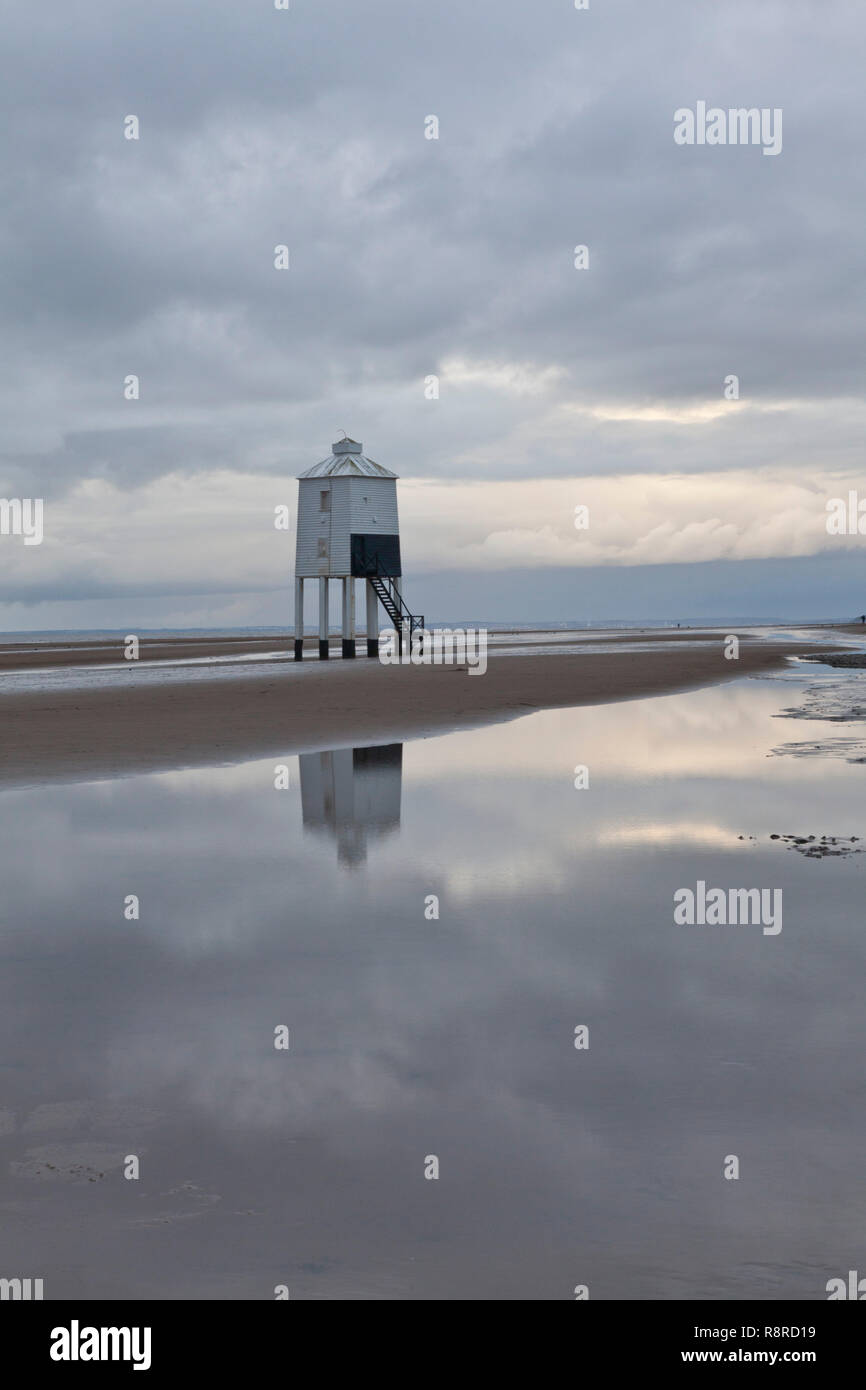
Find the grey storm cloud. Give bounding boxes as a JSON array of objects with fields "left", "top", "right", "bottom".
[{"left": 0, "top": 0, "right": 863, "bottom": 619}]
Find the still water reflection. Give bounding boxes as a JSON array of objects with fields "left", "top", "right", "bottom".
[
  {"left": 1, "top": 669, "right": 865, "bottom": 1299},
  {"left": 299, "top": 745, "right": 402, "bottom": 868}
]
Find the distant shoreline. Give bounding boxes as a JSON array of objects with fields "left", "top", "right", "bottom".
[{"left": 0, "top": 628, "right": 854, "bottom": 788}]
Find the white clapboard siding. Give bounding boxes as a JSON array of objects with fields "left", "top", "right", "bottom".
[
  {"left": 328, "top": 477, "right": 352, "bottom": 575},
  {"left": 347, "top": 476, "right": 399, "bottom": 536},
  {"left": 295, "top": 479, "right": 332, "bottom": 577}
]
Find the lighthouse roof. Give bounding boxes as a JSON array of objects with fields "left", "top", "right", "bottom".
[{"left": 298, "top": 439, "right": 398, "bottom": 479}]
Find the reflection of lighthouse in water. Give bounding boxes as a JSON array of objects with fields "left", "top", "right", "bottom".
[{"left": 299, "top": 743, "right": 403, "bottom": 867}]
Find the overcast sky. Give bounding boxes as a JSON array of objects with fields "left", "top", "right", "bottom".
[{"left": 1, "top": 0, "right": 864, "bottom": 629}]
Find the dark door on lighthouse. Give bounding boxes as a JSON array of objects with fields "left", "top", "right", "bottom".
[{"left": 350, "top": 534, "right": 402, "bottom": 578}]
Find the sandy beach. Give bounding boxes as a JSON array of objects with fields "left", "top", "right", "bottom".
[{"left": 0, "top": 630, "right": 843, "bottom": 785}]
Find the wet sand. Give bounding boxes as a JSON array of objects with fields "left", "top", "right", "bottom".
[
  {"left": 0, "top": 632, "right": 843, "bottom": 786},
  {"left": 803, "top": 652, "right": 866, "bottom": 668},
  {"left": 0, "top": 627, "right": 775, "bottom": 670},
  {"left": 0, "top": 623, "right": 845, "bottom": 671},
  {"left": 0, "top": 634, "right": 286, "bottom": 670}
]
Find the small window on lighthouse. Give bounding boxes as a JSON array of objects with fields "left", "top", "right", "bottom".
[
  {"left": 317, "top": 538, "right": 327, "bottom": 558},
  {"left": 320, "top": 489, "right": 330, "bottom": 512}
]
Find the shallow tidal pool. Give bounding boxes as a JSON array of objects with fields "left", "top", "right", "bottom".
[{"left": 1, "top": 664, "right": 865, "bottom": 1299}]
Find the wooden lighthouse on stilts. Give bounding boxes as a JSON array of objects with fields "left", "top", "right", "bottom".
[{"left": 293, "top": 437, "right": 423, "bottom": 660}]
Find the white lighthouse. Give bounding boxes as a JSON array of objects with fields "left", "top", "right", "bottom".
[{"left": 293, "top": 437, "right": 423, "bottom": 659}]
